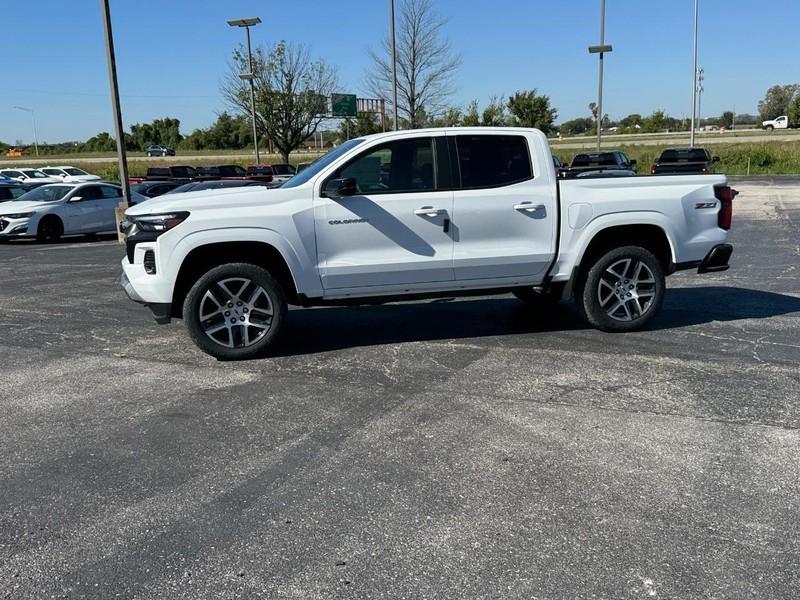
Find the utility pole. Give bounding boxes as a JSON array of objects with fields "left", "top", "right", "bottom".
[
  {"left": 228, "top": 17, "right": 262, "bottom": 163},
  {"left": 588, "top": 0, "right": 612, "bottom": 151},
  {"left": 697, "top": 67, "right": 704, "bottom": 133},
  {"left": 390, "top": 0, "right": 399, "bottom": 130},
  {"left": 12, "top": 106, "right": 38, "bottom": 157},
  {"left": 690, "top": 0, "right": 699, "bottom": 146},
  {"left": 99, "top": 0, "right": 132, "bottom": 243}
]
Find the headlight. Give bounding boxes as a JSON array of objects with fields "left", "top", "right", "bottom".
[
  {"left": 2, "top": 212, "right": 33, "bottom": 219},
  {"left": 122, "top": 212, "right": 190, "bottom": 236}
]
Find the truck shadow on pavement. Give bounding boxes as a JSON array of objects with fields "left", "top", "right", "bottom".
[{"left": 274, "top": 286, "right": 800, "bottom": 355}]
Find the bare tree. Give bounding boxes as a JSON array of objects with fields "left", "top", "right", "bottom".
[
  {"left": 366, "top": 0, "right": 461, "bottom": 129},
  {"left": 222, "top": 41, "right": 337, "bottom": 162}
]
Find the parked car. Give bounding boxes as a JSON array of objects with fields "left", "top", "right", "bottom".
[
  {"left": 0, "top": 168, "right": 62, "bottom": 184},
  {"left": 128, "top": 165, "right": 197, "bottom": 184},
  {"left": 40, "top": 166, "right": 102, "bottom": 183},
  {"left": 245, "top": 165, "right": 275, "bottom": 182},
  {"left": 563, "top": 151, "right": 637, "bottom": 178},
  {"left": 651, "top": 147, "right": 720, "bottom": 175},
  {"left": 267, "top": 163, "right": 296, "bottom": 183},
  {"left": 131, "top": 180, "right": 183, "bottom": 198},
  {"left": 0, "top": 179, "right": 28, "bottom": 203},
  {"left": 194, "top": 165, "right": 248, "bottom": 180},
  {"left": 165, "top": 179, "right": 276, "bottom": 194},
  {"left": 0, "top": 183, "right": 146, "bottom": 242},
  {"left": 552, "top": 155, "right": 568, "bottom": 178},
  {"left": 120, "top": 127, "right": 734, "bottom": 360},
  {"left": 146, "top": 145, "right": 176, "bottom": 157}
]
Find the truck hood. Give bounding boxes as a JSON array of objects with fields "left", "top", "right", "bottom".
[{"left": 124, "top": 185, "right": 296, "bottom": 216}]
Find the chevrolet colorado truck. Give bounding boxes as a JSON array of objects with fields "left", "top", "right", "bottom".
[{"left": 120, "top": 128, "right": 734, "bottom": 360}]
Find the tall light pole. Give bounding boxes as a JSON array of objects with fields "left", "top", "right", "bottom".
[
  {"left": 697, "top": 67, "right": 704, "bottom": 133},
  {"left": 228, "top": 17, "right": 262, "bottom": 163},
  {"left": 690, "top": 0, "right": 699, "bottom": 146},
  {"left": 390, "top": 0, "right": 399, "bottom": 130},
  {"left": 99, "top": 0, "right": 131, "bottom": 220},
  {"left": 589, "top": 0, "right": 612, "bottom": 151},
  {"left": 13, "top": 106, "right": 39, "bottom": 157}
]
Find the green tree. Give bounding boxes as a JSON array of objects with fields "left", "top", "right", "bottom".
[
  {"left": 788, "top": 96, "right": 800, "bottom": 127},
  {"left": 758, "top": 84, "right": 800, "bottom": 121},
  {"left": 461, "top": 100, "right": 480, "bottom": 126},
  {"left": 507, "top": 90, "right": 557, "bottom": 133},
  {"left": 222, "top": 41, "right": 337, "bottom": 162},
  {"left": 482, "top": 96, "right": 508, "bottom": 126},
  {"left": 559, "top": 117, "right": 593, "bottom": 136},
  {"left": 641, "top": 110, "right": 668, "bottom": 133},
  {"left": 129, "top": 117, "right": 182, "bottom": 150},
  {"left": 338, "top": 111, "right": 382, "bottom": 140},
  {"left": 619, "top": 113, "right": 643, "bottom": 128},
  {"left": 720, "top": 111, "right": 735, "bottom": 129}
]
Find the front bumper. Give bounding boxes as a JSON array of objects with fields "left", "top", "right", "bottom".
[
  {"left": 0, "top": 217, "right": 31, "bottom": 237},
  {"left": 119, "top": 269, "right": 172, "bottom": 325}
]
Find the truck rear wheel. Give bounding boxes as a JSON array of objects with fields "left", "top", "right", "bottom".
[
  {"left": 183, "top": 263, "right": 287, "bottom": 360},
  {"left": 576, "top": 246, "right": 665, "bottom": 332}
]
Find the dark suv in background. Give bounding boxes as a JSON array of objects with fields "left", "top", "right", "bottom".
[
  {"left": 651, "top": 147, "right": 720, "bottom": 175},
  {"left": 563, "top": 151, "right": 637, "bottom": 178}
]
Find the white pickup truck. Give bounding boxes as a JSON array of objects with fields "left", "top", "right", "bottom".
[
  {"left": 761, "top": 115, "right": 790, "bottom": 131},
  {"left": 120, "top": 128, "right": 734, "bottom": 360}
]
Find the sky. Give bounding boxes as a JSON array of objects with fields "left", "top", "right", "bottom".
[{"left": 1, "top": 0, "right": 797, "bottom": 144}]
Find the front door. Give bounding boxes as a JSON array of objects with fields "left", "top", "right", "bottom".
[
  {"left": 314, "top": 135, "right": 454, "bottom": 291},
  {"left": 450, "top": 133, "right": 557, "bottom": 281},
  {"left": 64, "top": 185, "right": 105, "bottom": 233}
]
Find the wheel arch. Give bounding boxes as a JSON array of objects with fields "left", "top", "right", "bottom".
[
  {"left": 578, "top": 224, "right": 674, "bottom": 275},
  {"left": 171, "top": 240, "right": 300, "bottom": 319}
]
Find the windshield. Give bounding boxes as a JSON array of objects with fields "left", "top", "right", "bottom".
[
  {"left": 572, "top": 153, "right": 616, "bottom": 167},
  {"left": 16, "top": 185, "right": 73, "bottom": 202},
  {"left": 64, "top": 168, "right": 89, "bottom": 176},
  {"left": 22, "top": 169, "right": 51, "bottom": 179},
  {"left": 281, "top": 139, "right": 365, "bottom": 189},
  {"left": 272, "top": 164, "right": 294, "bottom": 175}
]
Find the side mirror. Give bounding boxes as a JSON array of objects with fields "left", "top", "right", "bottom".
[
  {"left": 712, "top": 156, "right": 720, "bottom": 163},
  {"left": 323, "top": 177, "right": 357, "bottom": 199},
  {"left": 629, "top": 159, "right": 638, "bottom": 169},
  {"left": 69, "top": 195, "right": 83, "bottom": 203}
]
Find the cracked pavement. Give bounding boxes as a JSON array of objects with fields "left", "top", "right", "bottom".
[{"left": 1, "top": 178, "right": 799, "bottom": 598}]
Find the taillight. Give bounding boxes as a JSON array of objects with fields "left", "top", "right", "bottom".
[{"left": 715, "top": 186, "right": 734, "bottom": 230}]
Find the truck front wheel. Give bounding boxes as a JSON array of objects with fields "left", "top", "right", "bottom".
[
  {"left": 576, "top": 246, "right": 665, "bottom": 332},
  {"left": 765, "top": 125, "right": 774, "bottom": 132},
  {"left": 183, "top": 263, "right": 287, "bottom": 360}
]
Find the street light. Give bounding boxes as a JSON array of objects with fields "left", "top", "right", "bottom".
[
  {"left": 13, "top": 106, "right": 39, "bottom": 157},
  {"left": 588, "top": 0, "right": 612, "bottom": 151},
  {"left": 690, "top": 0, "right": 699, "bottom": 147},
  {"left": 227, "top": 16, "right": 262, "bottom": 163},
  {"left": 389, "top": 0, "right": 399, "bottom": 130}
]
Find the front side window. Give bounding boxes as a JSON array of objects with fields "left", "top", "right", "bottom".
[
  {"left": 456, "top": 135, "right": 532, "bottom": 189},
  {"left": 2, "top": 171, "right": 23, "bottom": 178},
  {"left": 337, "top": 137, "right": 435, "bottom": 194},
  {"left": 22, "top": 170, "right": 50, "bottom": 179},
  {"left": 64, "top": 168, "right": 89, "bottom": 176}
]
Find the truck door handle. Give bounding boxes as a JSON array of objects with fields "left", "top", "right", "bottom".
[
  {"left": 414, "top": 207, "right": 446, "bottom": 217},
  {"left": 514, "top": 202, "right": 545, "bottom": 212}
]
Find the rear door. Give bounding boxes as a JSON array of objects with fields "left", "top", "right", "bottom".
[
  {"left": 98, "top": 185, "right": 122, "bottom": 231},
  {"left": 450, "top": 133, "right": 557, "bottom": 281}
]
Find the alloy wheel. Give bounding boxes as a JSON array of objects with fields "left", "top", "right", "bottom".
[
  {"left": 199, "top": 277, "right": 274, "bottom": 348},
  {"left": 596, "top": 258, "right": 657, "bottom": 322}
]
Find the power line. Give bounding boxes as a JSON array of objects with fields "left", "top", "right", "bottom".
[{"left": 3, "top": 86, "right": 217, "bottom": 99}]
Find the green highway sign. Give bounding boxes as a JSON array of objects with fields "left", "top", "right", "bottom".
[{"left": 331, "top": 93, "right": 357, "bottom": 117}]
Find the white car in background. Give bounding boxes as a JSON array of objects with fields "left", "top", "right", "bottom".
[
  {"left": 0, "top": 182, "right": 146, "bottom": 242},
  {"left": 40, "top": 166, "right": 102, "bottom": 183},
  {"left": 0, "top": 168, "right": 62, "bottom": 184}
]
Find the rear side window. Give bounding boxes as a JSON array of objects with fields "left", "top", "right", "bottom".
[{"left": 456, "top": 135, "right": 532, "bottom": 189}]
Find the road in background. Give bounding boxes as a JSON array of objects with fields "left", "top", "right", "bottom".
[{"left": 0, "top": 180, "right": 798, "bottom": 598}]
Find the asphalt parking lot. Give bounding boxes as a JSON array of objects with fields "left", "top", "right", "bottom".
[{"left": 1, "top": 179, "right": 799, "bottom": 599}]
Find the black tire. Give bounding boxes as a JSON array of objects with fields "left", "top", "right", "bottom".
[
  {"left": 576, "top": 245, "right": 665, "bottom": 332},
  {"left": 36, "top": 216, "right": 63, "bottom": 243},
  {"left": 183, "top": 263, "right": 287, "bottom": 360},
  {"left": 765, "top": 125, "right": 774, "bottom": 132}
]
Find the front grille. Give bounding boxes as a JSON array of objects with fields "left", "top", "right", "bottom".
[{"left": 143, "top": 250, "right": 156, "bottom": 274}]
